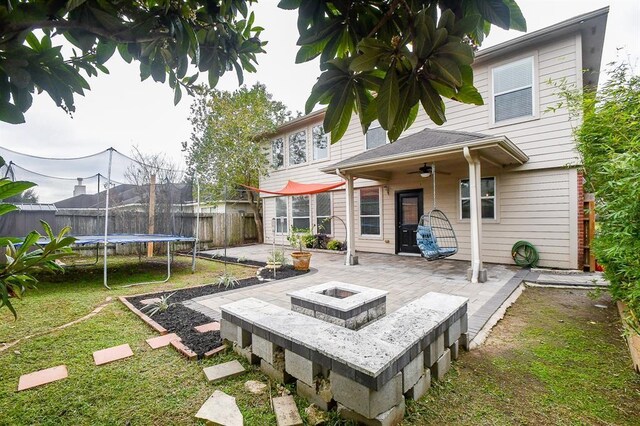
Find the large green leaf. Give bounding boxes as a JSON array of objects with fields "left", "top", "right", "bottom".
[
  {"left": 0, "top": 101, "right": 25, "bottom": 124},
  {"left": 419, "top": 80, "right": 446, "bottom": 125},
  {"left": 0, "top": 180, "right": 36, "bottom": 201},
  {"left": 474, "top": 0, "right": 512, "bottom": 30},
  {"left": 376, "top": 67, "right": 399, "bottom": 129},
  {"left": 505, "top": 0, "right": 527, "bottom": 31},
  {"left": 0, "top": 204, "right": 18, "bottom": 216}
]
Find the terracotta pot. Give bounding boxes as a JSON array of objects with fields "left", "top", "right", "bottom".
[{"left": 290, "top": 252, "right": 312, "bottom": 271}]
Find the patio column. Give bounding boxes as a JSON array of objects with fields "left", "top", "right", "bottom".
[
  {"left": 342, "top": 172, "right": 358, "bottom": 265},
  {"left": 463, "top": 147, "right": 487, "bottom": 283}
]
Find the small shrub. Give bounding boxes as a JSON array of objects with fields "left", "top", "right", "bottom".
[
  {"left": 327, "top": 240, "right": 342, "bottom": 251},
  {"left": 267, "top": 249, "right": 287, "bottom": 265},
  {"left": 141, "top": 292, "right": 176, "bottom": 317},
  {"left": 302, "top": 233, "right": 315, "bottom": 249},
  {"left": 217, "top": 273, "right": 239, "bottom": 289}
]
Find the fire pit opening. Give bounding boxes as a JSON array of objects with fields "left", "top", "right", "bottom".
[{"left": 320, "top": 287, "right": 358, "bottom": 299}]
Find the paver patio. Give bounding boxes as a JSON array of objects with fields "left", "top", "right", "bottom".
[{"left": 192, "top": 245, "right": 522, "bottom": 343}]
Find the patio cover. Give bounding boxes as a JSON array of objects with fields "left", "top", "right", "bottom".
[{"left": 242, "top": 180, "right": 345, "bottom": 196}]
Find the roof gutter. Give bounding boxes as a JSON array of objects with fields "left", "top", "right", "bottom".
[{"left": 322, "top": 136, "right": 528, "bottom": 174}]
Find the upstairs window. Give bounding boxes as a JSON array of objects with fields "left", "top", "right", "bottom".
[
  {"left": 316, "top": 192, "right": 332, "bottom": 234},
  {"left": 312, "top": 125, "right": 328, "bottom": 161},
  {"left": 366, "top": 120, "right": 386, "bottom": 150},
  {"left": 492, "top": 57, "right": 534, "bottom": 123},
  {"left": 271, "top": 138, "right": 284, "bottom": 169},
  {"left": 360, "top": 187, "right": 381, "bottom": 235},
  {"left": 460, "top": 177, "right": 496, "bottom": 220},
  {"left": 291, "top": 195, "right": 310, "bottom": 231},
  {"left": 289, "top": 131, "right": 307, "bottom": 166},
  {"left": 275, "top": 197, "right": 288, "bottom": 233}
]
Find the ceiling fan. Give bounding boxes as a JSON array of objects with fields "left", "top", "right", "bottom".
[{"left": 407, "top": 163, "right": 451, "bottom": 177}]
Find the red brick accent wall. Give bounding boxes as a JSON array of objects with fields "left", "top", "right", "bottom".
[{"left": 577, "top": 170, "right": 585, "bottom": 270}]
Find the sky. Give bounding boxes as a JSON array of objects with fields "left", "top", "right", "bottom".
[{"left": 0, "top": 0, "right": 638, "bottom": 170}]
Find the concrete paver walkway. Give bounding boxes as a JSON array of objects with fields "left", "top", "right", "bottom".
[{"left": 192, "top": 245, "right": 521, "bottom": 342}]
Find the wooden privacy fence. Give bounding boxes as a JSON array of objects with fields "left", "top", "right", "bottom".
[{"left": 1, "top": 210, "right": 258, "bottom": 254}]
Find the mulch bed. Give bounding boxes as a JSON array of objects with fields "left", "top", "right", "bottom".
[{"left": 124, "top": 264, "right": 308, "bottom": 358}]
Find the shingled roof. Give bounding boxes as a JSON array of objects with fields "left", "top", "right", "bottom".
[{"left": 325, "top": 128, "right": 490, "bottom": 171}]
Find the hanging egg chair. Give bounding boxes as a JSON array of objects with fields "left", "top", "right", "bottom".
[{"left": 415, "top": 163, "right": 458, "bottom": 261}]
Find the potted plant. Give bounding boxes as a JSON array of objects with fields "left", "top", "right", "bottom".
[{"left": 287, "top": 228, "right": 312, "bottom": 271}]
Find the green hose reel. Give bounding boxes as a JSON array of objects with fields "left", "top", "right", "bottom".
[{"left": 511, "top": 240, "right": 539, "bottom": 267}]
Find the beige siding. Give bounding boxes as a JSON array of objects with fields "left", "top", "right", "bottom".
[{"left": 260, "top": 34, "right": 583, "bottom": 269}]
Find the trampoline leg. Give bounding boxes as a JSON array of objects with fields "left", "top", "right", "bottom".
[
  {"left": 191, "top": 240, "right": 196, "bottom": 273},
  {"left": 167, "top": 242, "right": 171, "bottom": 281}
]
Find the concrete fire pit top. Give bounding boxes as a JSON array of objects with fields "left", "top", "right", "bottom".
[{"left": 286, "top": 281, "right": 388, "bottom": 312}]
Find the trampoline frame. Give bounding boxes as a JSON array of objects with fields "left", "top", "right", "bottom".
[{"left": 33, "top": 234, "right": 197, "bottom": 289}]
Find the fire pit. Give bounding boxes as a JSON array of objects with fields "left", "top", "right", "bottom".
[{"left": 287, "top": 281, "right": 387, "bottom": 330}]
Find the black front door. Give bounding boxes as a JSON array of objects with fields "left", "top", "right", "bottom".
[{"left": 396, "top": 189, "right": 423, "bottom": 254}]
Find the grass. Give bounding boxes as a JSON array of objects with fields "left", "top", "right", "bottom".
[
  {"left": 1, "top": 263, "right": 639, "bottom": 425},
  {"left": 405, "top": 288, "right": 640, "bottom": 425},
  {"left": 0, "top": 255, "right": 252, "bottom": 344}
]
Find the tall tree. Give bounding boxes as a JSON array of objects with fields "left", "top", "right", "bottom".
[
  {"left": 0, "top": 0, "right": 525, "bottom": 142},
  {"left": 186, "top": 83, "right": 290, "bottom": 243}
]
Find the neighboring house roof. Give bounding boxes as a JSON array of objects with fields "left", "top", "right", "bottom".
[
  {"left": 14, "top": 203, "right": 58, "bottom": 212},
  {"left": 55, "top": 183, "right": 193, "bottom": 209},
  {"left": 322, "top": 128, "right": 528, "bottom": 177}
]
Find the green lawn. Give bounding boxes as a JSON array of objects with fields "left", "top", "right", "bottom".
[{"left": 1, "top": 260, "right": 639, "bottom": 425}]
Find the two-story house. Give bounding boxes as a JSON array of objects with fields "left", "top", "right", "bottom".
[{"left": 258, "top": 7, "right": 608, "bottom": 281}]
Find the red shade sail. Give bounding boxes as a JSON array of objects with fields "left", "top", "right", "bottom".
[{"left": 242, "top": 180, "right": 345, "bottom": 196}]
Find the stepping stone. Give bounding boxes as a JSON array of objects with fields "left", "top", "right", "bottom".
[
  {"left": 18, "top": 365, "right": 68, "bottom": 391},
  {"left": 140, "top": 297, "right": 161, "bottom": 305},
  {"left": 146, "top": 333, "right": 181, "bottom": 349},
  {"left": 272, "top": 395, "right": 303, "bottom": 426},
  {"left": 203, "top": 360, "right": 245, "bottom": 383},
  {"left": 244, "top": 380, "right": 268, "bottom": 395},
  {"left": 195, "top": 390, "right": 243, "bottom": 426},
  {"left": 93, "top": 344, "right": 134, "bottom": 366},
  {"left": 194, "top": 322, "right": 221, "bottom": 333}
]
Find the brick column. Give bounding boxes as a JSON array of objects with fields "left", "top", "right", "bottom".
[{"left": 577, "top": 170, "right": 585, "bottom": 270}]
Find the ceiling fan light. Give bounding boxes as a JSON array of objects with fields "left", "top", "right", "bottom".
[{"left": 420, "top": 172, "right": 432, "bottom": 178}]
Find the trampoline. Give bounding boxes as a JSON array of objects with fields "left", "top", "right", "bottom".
[{"left": 31, "top": 234, "right": 197, "bottom": 289}]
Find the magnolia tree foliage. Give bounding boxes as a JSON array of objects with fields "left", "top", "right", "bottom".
[
  {"left": 1, "top": 0, "right": 525, "bottom": 143},
  {"left": 0, "top": 0, "right": 265, "bottom": 123},
  {"left": 558, "top": 64, "right": 640, "bottom": 331},
  {"left": 186, "top": 83, "right": 290, "bottom": 243}
]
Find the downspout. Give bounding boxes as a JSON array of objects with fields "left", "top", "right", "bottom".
[{"left": 463, "top": 147, "right": 480, "bottom": 283}]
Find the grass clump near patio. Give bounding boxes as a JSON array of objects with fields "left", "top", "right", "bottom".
[{"left": 405, "top": 288, "right": 640, "bottom": 425}]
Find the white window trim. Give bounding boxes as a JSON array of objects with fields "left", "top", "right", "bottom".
[
  {"left": 315, "top": 192, "right": 333, "bottom": 235},
  {"left": 488, "top": 53, "right": 539, "bottom": 128},
  {"left": 288, "top": 130, "right": 309, "bottom": 168},
  {"left": 311, "top": 124, "right": 331, "bottom": 164},
  {"left": 359, "top": 186, "right": 383, "bottom": 238},
  {"left": 458, "top": 176, "right": 498, "bottom": 222},
  {"left": 364, "top": 120, "right": 389, "bottom": 151},
  {"left": 291, "top": 195, "right": 311, "bottom": 232},
  {"left": 274, "top": 197, "right": 289, "bottom": 235}
]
